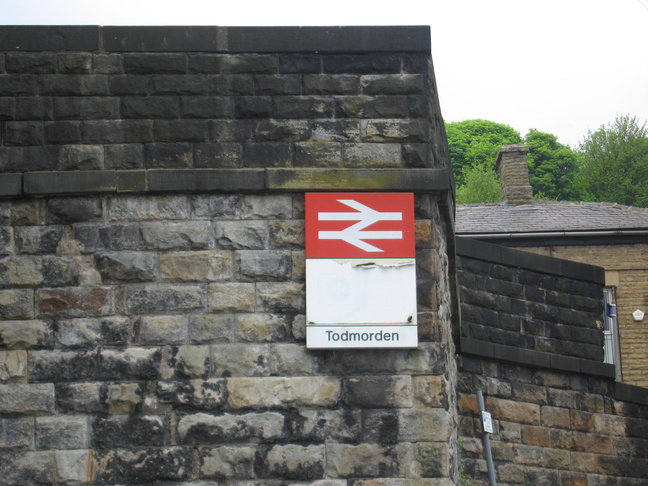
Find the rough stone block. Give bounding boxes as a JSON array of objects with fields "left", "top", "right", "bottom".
[
  {"left": 325, "top": 443, "right": 401, "bottom": 478},
  {"left": 59, "top": 144, "right": 104, "bottom": 170},
  {"left": 227, "top": 377, "right": 340, "bottom": 409},
  {"left": 200, "top": 446, "right": 256, "bottom": 478},
  {"left": 269, "top": 220, "right": 304, "bottom": 249},
  {"left": 232, "top": 314, "right": 290, "bottom": 343},
  {"left": 253, "top": 119, "right": 311, "bottom": 142},
  {"left": 335, "top": 95, "right": 408, "bottom": 118},
  {"left": 344, "top": 376, "right": 413, "bottom": 408},
  {"left": 35, "top": 415, "right": 89, "bottom": 449},
  {"left": 105, "top": 382, "right": 144, "bottom": 415},
  {"left": 141, "top": 221, "right": 213, "bottom": 250},
  {"left": 93, "top": 415, "right": 164, "bottom": 447},
  {"left": 287, "top": 409, "right": 361, "bottom": 443},
  {"left": 234, "top": 96, "right": 273, "bottom": 118},
  {"left": 37, "top": 287, "right": 113, "bottom": 317},
  {"left": 210, "top": 120, "right": 253, "bottom": 141},
  {"left": 0, "top": 383, "right": 55, "bottom": 415},
  {"left": 95, "top": 251, "right": 156, "bottom": 283},
  {"left": 122, "top": 95, "right": 179, "bottom": 118},
  {"left": 269, "top": 343, "right": 321, "bottom": 375},
  {"left": 360, "top": 74, "right": 425, "bottom": 95},
  {"left": 0, "top": 451, "right": 57, "bottom": 485},
  {"left": 3, "top": 121, "right": 44, "bottom": 146},
  {"left": 154, "top": 119, "right": 210, "bottom": 142},
  {"left": 114, "top": 447, "right": 192, "bottom": 483},
  {"left": 104, "top": 144, "right": 145, "bottom": 169},
  {"left": 360, "top": 119, "right": 427, "bottom": 142},
  {"left": 189, "top": 314, "right": 237, "bottom": 343},
  {"left": 5, "top": 52, "right": 56, "bottom": 73},
  {"left": 175, "top": 345, "right": 210, "bottom": 378},
  {"left": 208, "top": 283, "right": 256, "bottom": 312},
  {"left": 237, "top": 250, "right": 292, "bottom": 280},
  {"left": 241, "top": 143, "right": 292, "bottom": 167},
  {"left": 161, "top": 251, "right": 233, "bottom": 282},
  {"left": 0, "top": 417, "right": 34, "bottom": 449},
  {"left": 157, "top": 378, "right": 227, "bottom": 410},
  {"left": 0, "top": 319, "right": 49, "bottom": 348},
  {"left": 341, "top": 142, "right": 402, "bottom": 167},
  {"left": 274, "top": 96, "right": 334, "bottom": 118},
  {"left": 123, "top": 53, "right": 187, "bottom": 74},
  {"left": 194, "top": 143, "right": 242, "bottom": 168},
  {"left": 0, "top": 350, "right": 28, "bottom": 382},
  {"left": 294, "top": 142, "right": 343, "bottom": 167},
  {"left": 82, "top": 119, "right": 154, "bottom": 143},
  {"left": 178, "top": 411, "right": 285, "bottom": 444},
  {"left": 56, "top": 317, "right": 130, "bottom": 348},
  {"left": 108, "top": 195, "right": 191, "bottom": 222},
  {"left": 140, "top": 316, "right": 188, "bottom": 345},
  {"left": 264, "top": 444, "right": 325, "bottom": 480},
  {"left": 303, "top": 74, "right": 360, "bottom": 94},
  {"left": 211, "top": 343, "right": 270, "bottom": 377},
  {"left": 256, "top": 282, "right": 305, "bottom": 312},
  {"left": 55, "top": 450, "right": 94, "bottom": 484},
  {"left": 56, "top": 382, "right": 104, "bottom": 413},
  {"left": 181, "top": 96, "right": 233, "bottom": 118}
]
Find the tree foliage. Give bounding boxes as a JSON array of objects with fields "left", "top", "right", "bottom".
[
  {"left": 455, "top": 162, "right": 501, "bottom": 204},
  {"left": 575, "top": 115, "right": 648, "bottom": 207},
  {"left": 525, "top": 129, "right": 581, "bottom": 201},
  {"left": 446, "top": 119, "right": 522, "bottom": 186}
]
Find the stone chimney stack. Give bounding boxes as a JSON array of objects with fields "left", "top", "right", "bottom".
[{"left": 496, "top": 144, "right": 533, "bottom": 206}]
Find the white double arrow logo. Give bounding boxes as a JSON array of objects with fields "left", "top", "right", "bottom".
[{"left": 318, "top": 199, "right": 403, "bottom": 252}]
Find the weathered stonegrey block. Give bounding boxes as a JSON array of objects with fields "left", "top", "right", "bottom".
[
  {"left": 93, "top": 415, "right": 164, "bottom": 447},
  {"left": 162, "top": 251, "right": 233, "bottom": 283},
  {"left": 56, "top": 382, "right": 104, "bottom": 413},
  {"left": 360, "top": 119, "right": 428, "bottom": 143},
  {"left": 0, "top": 451, "right": 57, "bottom": 485},
  {"left": 303, "top": 74, "right": 360, "bottom": 95},
  {"left": 343, "top": 376, "right": 413, "bottom": 408},
  {"left": 108, "top": 195, "right": 191, "bottom": 221},
  {"left": 211, "top": 343, "right": 271, "bottom": 377},
  {"left": 231, "top": 314, "right": 290, "bottom": 343},
  {"left": 0, "top": 417, "right": 34, "bottom": 449},
  {"left": 324, "top": 443, "right": 403, "bottom": 478},
  {"left": 288, "top": 409, "right": 361, "bottom": 443},
  {"left": 181, "top": 96, "right": 233, "bottom": 118},
  {"left": 5, "top": 52, "right": 56, "bottom": 73},
  {"left": 269, "top": 343, "right": 321, "bottom": 375},
  {"left": 123, "top": 53, "right": 187, "bottom": 74},
  {"left": 157, "top": 378, "right": 227, "bottom": 410},
  {"left": 104, "top": 143, "right": 145, "bottom": 169},
  {"left": 175, "top": 345, "right": 210, "bottom": 377},
  {"left": 274, "top": 96, "right": 334, "bottom": 119},
  {"left": 0, "top": 383, "right": 55, "bottom": 414},
  {"left": 263, "top": 444, "right": 326, "bottom": 480},
  {"left": 82, "top": 119, "right": 154, "bottom": 143},
  {"left": 237, "top": 250, "right": 292, "bottom": 280},
  {"left": 95, "top": 251, "right": 157, "bottom": 283},
  {"left": 256, "top": 282, "right": 304, "bottom": 312},
  {"left": 59, "top": 144, "right": 105, "bottom": 170},
  {"left": 208, "top": 283, "right": 256, "bottom": 312},
  {"left": 214, "top": 221, "right": 267, "bottom": 250},
  {"left": 125, "top": 284, "right": 205, "bottom": 315},
  {"left": 3, "top": 120, "right": 44, "bottom": 145},
  {"left": 35, "top": 415, "right": 89, "bottom": 449},
  {"left": 178, "top": 411, "right": 285, "bottom": 444},
  {"left": 113, "top": 446, "right": 193, "bottom": 483},
  {"left": 141, "top": 221, "right": 214, "bottom": 250},
  {"left": 37, "top": 287, "right": 113, "bottom": 317},
  {"left": 341, "top": 142, "right": 402, "bottom": 167},
  {"left": 200, "top": 446, "right": 256, "bottom": 478}
]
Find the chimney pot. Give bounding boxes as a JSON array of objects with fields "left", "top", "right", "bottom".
[{"left": 496, "top": 144, "right": 533, "bottom": 206}]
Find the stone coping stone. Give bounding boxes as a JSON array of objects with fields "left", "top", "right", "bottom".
[
  {"left": 461, "top": 337, "right": 616, "bottom": 380},
  {"left": 3, "top": 167, "right": 451, "bottom": 197},
  {"left": 0, "top": 25, "right": 431, "bottom": 53},
  {"left": 456, "top": 236, "right": 605, "bottom": 284}
]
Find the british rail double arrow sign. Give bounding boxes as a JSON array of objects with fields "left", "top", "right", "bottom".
[{"left": 305, "top": 193, "right": 418, "bottom": 349}]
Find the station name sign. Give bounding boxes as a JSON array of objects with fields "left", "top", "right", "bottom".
[{"left": 305, "top": 192, "right": 418, "bottom": 349}]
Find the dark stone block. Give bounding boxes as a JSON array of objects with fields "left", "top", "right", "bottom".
[
  {"left": 0, "top": 26, "right": 99, "bottom": 51},
  {"left": 241, "top": 143, "right": 292, "bottom": 167},
  {"left": 403, "top": 53, "right": 430, "bottom": 73},
  {"left": 0, "top": 173, "right": 22, "bottom": 197},
  {"left": 121, "top": 96, "right": 179, "bottom": 119},
  {"left": 123, "top": 53, "right": 187, "bottom": 74},
  {"left": 53, "top": 96, "right": 120, "bottom": 120},
  {"left": 92, "top": 53, "right": 122, "bottom": 74},
  {"left": 3, "top": 121, "right": 44, "bottom": 146},
  {"left": 39, "top": 74, "right": 109, "bottom": 96},
  {"left": 41, "top": 256, "right": 81, "bottom": 286},
  {"left": 95, "top": 252, "right": 156, "bottom": 283},
  {"left": 234, "top": 96, "right": 273, "bottom": 118},
  {"left": 194, "top": 143, "right": 242, "bottom": 168},
  {"left": 45, "top": 196, "right": 103, "bottom": 223},
  {"left": 150, "top": 74, "right": 209, "bottom": 94},
  {"left": 57, "top": 53, "right": 93, "bottom": 73},
  {"left": 104, "top": 25, "right": 219, "bottom": 52},
  {"left": 105, "top": 144, "right": 145, "bottom": 169},
  {"left": 5, "top": 52, "right": 56, "bottom": 73},
  {"left": 83, "top": 120, "right": 154, "bottom": 144},
  {"left": 253, "top": 120, "right": 311, "bottom": 142},
  {"left": 255, "top": 74, "right": 301, "bottom": 95},
  {"left": 180, "top": 96, "right": 233, "bottom": 118},
  {"left": 44, "top": 120, "right": 82, "bottom": 144},
  {"left": 0, "top": 74, "right": 39, "bottom": 95},
  {"left": 303, "top": 74, "right": 360, "bottom": 95},
  {"left": 153, "top": 120, "right": 210, "bottom": 142},
  {"left": 278, "top": 54, "right": 321, "bottom": 73},
  {"left": 157, "top": 379, "right": 228, "bottom": 410},
  {"left": 211, "top": 120, "right": 253, "bottom": 142},
  {"left": 323, "top": 54, "right": 401, "bottom": 74},
  {"left": 145, "top": 143, "right": 193, "bottom": 168},
  {"left": 115, "top": 447, "right": 192, "bottom": 483},
  {"left": 93, "top": 415, "right": 165, "bottom": 448},
  {"left": 108, "top": 74, "right": 150, "bottom": 95},
  {"left": 124, "top": 284, "right": 205, "bottom": 315},
  {"left": 25, "top": 172, "right": 116, "bottom": 196},
  {"left": 402, "top": 143, "right": 429, "bottom": 168},
  {"left": 147, "top": 169, "right": 264, "bottom": 192},
  {"left": 15, "top": 96, "right": 53, "bottom": 120},
  {"left": 14, "top": 226, "right": 64, "bottom": 254},
  {"left": 361, "top": 74, "right": 425, "bottom": 95},
  {"left": 0, "top": 97, "right": 15, "bottom": 120},
  {"left": 335, "top": 95, "right": 409, "bottom": 118},
  {"left": 274, "top": 96, "right": 334, "bottom": 119},
  {"left": 209, "top": 74, "right": 255, "bottom": 95}
]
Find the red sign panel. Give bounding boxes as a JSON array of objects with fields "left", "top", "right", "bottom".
[{"left": 305, "top": 192, "right": 415, "bottom": 259}]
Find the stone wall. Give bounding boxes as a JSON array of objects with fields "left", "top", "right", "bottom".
[
  {"left": 0, "top": 26, "right": 459, "bottom": 485},
  {"left": 457, "top": 238, "right": 648, "bottom": 485}
]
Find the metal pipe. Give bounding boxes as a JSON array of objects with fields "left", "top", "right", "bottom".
[{"left": 476, "top": 390, "right": 497, "bottom": 486}]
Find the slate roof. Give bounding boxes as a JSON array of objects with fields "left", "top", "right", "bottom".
[{"left": 456, "top": 201, "right": 648, "bottom": 235}]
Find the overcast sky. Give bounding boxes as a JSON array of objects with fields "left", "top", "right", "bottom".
[{"left": 3, "top": 0, "right": 647, "bottom": 148}]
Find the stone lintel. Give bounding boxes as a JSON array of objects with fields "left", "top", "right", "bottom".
[
  {"left": 23, "top": 171, "right": 117, "bottom": 196},
  {"left": 0, "top": 173, "right": 22, "bottom": 197}
]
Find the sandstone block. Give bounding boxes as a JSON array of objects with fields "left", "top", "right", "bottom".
[
  {"left": 0, "top": 255, "right": 43, "bottom": 285},
  {"left": 0, "top": 383, "right": 55, "bottom": 415},
  {"left": 0, "top": 350, "right": 27, "bottom": 382},
  {"left": 325, "top": 443, "right": 400, "bottom": 478},
  {"left": 93, "top": 415, "right": 165, "bottom": 448},
  {"left": 161, "top": 250, "right": 233, "bottom": 281},
  {"left": 35, "top": 415, "right": 89, "bottom": 449},
  {"left": 0, "top": 320, "right": 51, "bottom": 349},
  {"left": 270, "top": 343, "right": 322, "bottom": 375},
  {"left": 125, "top": 284, "right": 204, "bottom": 314},
  {"left": 107, "top": 195, "right": 191, "bottom": 222},
  {"left": 237, "top": 250, "right": 292, "bottom": 280},
  {"left": 264, "top": 444, "right": 325, "bottom": 480},
  {"left": 175, "top": 345, "right": 210, "bottom": 377},
  {"left": 140, "top": 315, "right": 188, "bottom": 345},
  {"left": 37, "top": 286, "right": 113, "bottom": 317},
  {"left": 256, "top": 282, "right": 304, "bottom": 312},
  {"left": 268, "top": 220, "right": 304, "bottom": 249},
  {"left": 288, "top": 409, "right": 361, "bottom": 443},
  {"left": 208, "top": 283, "right": 255, "bottom": 312},
  {"left": 95, "top": 251, "right": 156, "bottom": 282},
  {"left": 106, "top": 382, "right": 143, "bottom": 414},
  {"left": 55, "top": 450, "right": 94, "bottom": 484},
  {"left": 114, "top": 447, "right": 191, "bottom": 483},
  {"left": 189, "top": 314, "right": 236, "bottom": 343},
  {"left": 178, "top": 411, "right": 285, "bottom": 444},
  {"left": 227, "top": 377, "right": 340, "bottom": 409},
  {"left": 413, "top": 375, "right": 449, "bottom": 409},
  {"left": 211, "top": 344, "right": 270, "bottom": 377},
  {"left": 200, "top": 446, "right": 255, "bottom": 478},
  {"left": 0, "top": 451, "right": 56, "bottom": 485},
  {"left": 56, "top": 382, "right": 103, "bottom": 413},
  {"left": 141, "top": 221, "right": 214, "bottom": 250},
  {"left": 56, "top": 316, "right": 130, "bottom": 348},
  {"left": 215, "top": 220, "right": 267, "bottom": 250}
]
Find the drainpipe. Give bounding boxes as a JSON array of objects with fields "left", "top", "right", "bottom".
[{"left": 476, "top": 390, "right": 497, "bottom": 486}]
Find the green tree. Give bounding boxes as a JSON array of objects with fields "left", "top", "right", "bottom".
[
  {"left": 575, "top": 115, "right": 648, "bottom": 207},
  {"left": 455, "top": 161, "right": 501, "bottom": 204},
  {"left": 525, "top": 129, "right": 581, "bottom": 201},
  {"left": 446, "top": 119, "right": 522, "bottom": 186}
]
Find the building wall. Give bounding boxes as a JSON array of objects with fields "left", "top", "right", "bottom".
[
  {"left": 0, "top": 26, "right": 460, "bottom": 484},
  {"left": 517, "top": 243, "right": 648, "bottom": 388},
  {"left": 457, "top": 238, "right": 648, "bottom": 485}
]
